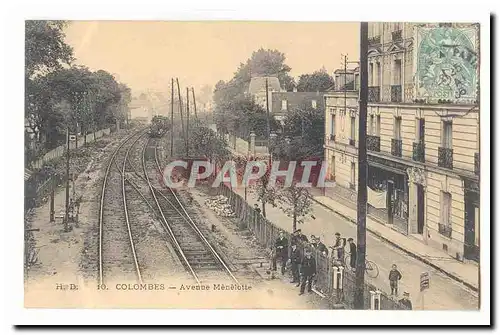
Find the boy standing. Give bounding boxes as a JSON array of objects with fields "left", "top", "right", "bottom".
[{"left": 389, "top": 264, "right": 403, "bottom": 296}]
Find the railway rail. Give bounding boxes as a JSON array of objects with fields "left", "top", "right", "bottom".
[
  {"left": 98, "top": 129, "right": 238, "bottom": 285},
  {"left": 142, "top": 137, "right": 239, "bottom": 284},
  {"left": 98, "top": 130, "right": 146, "bottom": 286}
]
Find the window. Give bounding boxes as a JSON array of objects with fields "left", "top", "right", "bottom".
[
  {"left": 441, "top": 191, "right": 452, "bottom": 228},
  {"left": 393, "top": 59, "right": 402, "bottom": 85},
  {"left": 369, "top": 115, "right": 375, "bottom": 135},
  {"left": 416, "top": 118, "right": 425, "bottom": 141},
  {"left": 376, "top": 62, "right": 381, "bottom": 87},
  {"left": 311, "top": 100, "right": 317, "bottom": 109},
  {"left": 369, "top": 63, "right": 374, "bottom": 86},
  {"left": 376, "top": 115, "right": 381, "bottom": 136},
  {"left": 442, "top": 121, "right": 453, "bottom": 148},
  {"left": 330, "top": 155, "right": 336, "bottom": 179},
  {"left": 350, "top": 116, "right": 356, "bottom": 140},
  {"left": 394, "top": 117, "right": 402, "bottom": 140},
  {"left": 330, "top": 114, "right": 336, "bottom": 135},
  {"left": 281, "top": 100, "right": 287, "bottom": 110},
  {"left": 350, "top": 162, "right": 356, "bottom": 188}
]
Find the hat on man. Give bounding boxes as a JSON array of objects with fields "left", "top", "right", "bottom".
[
  {"left": 403, "top": 292, "right": 410, "bottom": 297},
  {"left": 335, "top": 232, "right": 341, "bottom": 236},
  {"left": 347, "top": 237, "right": 354, "bottom": 242}
]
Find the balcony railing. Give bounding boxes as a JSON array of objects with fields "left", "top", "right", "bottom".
[
  {"left": 368, "top": 35, "right": 381, "bottom": 46},
  {"left": 367, "top": 135, "right": 381, "bottom": 152},
  {"left": 391, "top": 85, "right": 402, "bottom": 102},
  {"left": 412, "top": 141, "right": 425, "bottom": 163},
  {"left": 349, "top": 138, "right": 356, "bottom": 146},
  {"left": 391, "top": 138, "right": 402, "bottom": 157},
  {"left": 392, "top": 29, "right": 402, "bottom": 42},
  {"left": 438, "top": 147, "right": 454, "bottom": 169},
  {"left": 474, "top": 152, "right": 479, "bottom": 176},
  {"left": 329, "top": 134, "right": 336, "bottom": 142},
  {"left": 368, "top": 86, "right": 380, "bottom": 102},
  {"left": 438, "top": 223, "right": 452, "bottom": 238}
]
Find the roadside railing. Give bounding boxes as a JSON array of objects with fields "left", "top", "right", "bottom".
[{"left": 217, "top": 184, "right": 407, "bottom": 310}]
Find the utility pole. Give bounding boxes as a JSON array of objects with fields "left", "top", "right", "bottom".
[
  {"left": 191, "top": 87, "right": 198, "bottom": 120},
  {"left": 64, "top": 128, "right": 70, "bottom": 232},
  {"left": 170, "top": 78, "right": 174, "bottom": 157},
  {"left": 265, "top": 78, "right": 271, "bottom": 164},
  {"left": 354, "top": 21, "right": 369, "bottom": 310},
  {"left": 343, "top": 54, "right": 348, "bottom": 119},
  {"left": 176, "top": 78, "right": 186, "bottom": 151},
  {"left": 186, "top": 87, "right": 190, "bottom": 157},
  {"left": 265, "top": 78, "right": 271, "bottom": 144}
]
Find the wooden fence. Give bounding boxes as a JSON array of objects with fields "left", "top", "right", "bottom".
[{"left": 28, "top": 127, "right": 113, "bottom": 170}]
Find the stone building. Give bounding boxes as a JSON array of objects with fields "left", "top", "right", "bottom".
[{"left": 324, "top": 22, "right": 480, "bottom": 262}]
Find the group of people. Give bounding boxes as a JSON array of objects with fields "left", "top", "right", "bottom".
[
  {"left": 271, "top": 230, "right": 318, "bottom": 295},
  {"left": 270, "top": 229, "right": 412, "bottom": 309},
  {"left": 271, "top": 229, "right": 355, "bottom": 296}
]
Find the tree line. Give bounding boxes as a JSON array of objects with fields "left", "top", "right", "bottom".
[
  {"left": 25, "top": 21, "right": 132, "bottom": 162},
  {"left": 212, "top": 48, "right": 332, "bottom": 161}
]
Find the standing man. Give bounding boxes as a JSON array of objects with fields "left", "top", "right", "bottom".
[
  {"left": 389, "top": 263, "right": 403, "bottom": 296},
  {"left": 299, "top": 248, "right": 316, "bottom": 295},
  {"left": 289, "top": 243, "right": 301, "bottom": 285},
  {"left": 291, "top": 229, "right": 308, "bottom": 246},
  {"left": 333, "top": 232, "right": 346, "bottom": 263},
  {"left": 399, "top": 292, "right": 413, "bottom": 310},
  {"left": 347, "top": 237, "right": 357, "bottom": 270},
  {"left": 315, "top": 236, "right": 329, "bottom": 257},
  {"left": 272, "top": 231, "right": 288, "bottom": 276}
]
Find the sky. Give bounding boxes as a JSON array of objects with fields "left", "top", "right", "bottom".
[{"left": 64, "top": 21, "right": 359, "bottom": 97}]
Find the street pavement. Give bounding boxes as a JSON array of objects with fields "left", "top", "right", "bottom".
[{"left": 232, "top": 186, "right": 479, "bottom": 310}]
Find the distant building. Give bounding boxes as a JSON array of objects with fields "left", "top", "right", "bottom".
[
  {"left": 334, "top": 68, "right": 360, "bottom": 91},
  {"left": 271, "top": 91, "right": 326, "bottom": 124},
  {"left": 324, "top": 22, "right": 480, "bottom": 262},
  {"left": 247, "top": 76, "right": 282, "bottom": 110}
]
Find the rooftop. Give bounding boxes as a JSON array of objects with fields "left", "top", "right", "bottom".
[{"left": 248, "top": 76, "right": 282, "bottom": 95}]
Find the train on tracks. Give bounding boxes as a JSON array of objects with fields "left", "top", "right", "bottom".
[{"left": 148, "top": 115, "right": 170, "bottom": 138}]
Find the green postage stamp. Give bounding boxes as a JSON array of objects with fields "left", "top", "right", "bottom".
[{"left": 414, "top": 25, "right": 479, "bottom": 104}]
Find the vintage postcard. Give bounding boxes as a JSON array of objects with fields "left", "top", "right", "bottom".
[{"left": 20, "top": 15, "right": 489, "bottom": 324}]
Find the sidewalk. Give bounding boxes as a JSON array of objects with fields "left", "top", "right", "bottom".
[
  {"left": 225, "top": 138, "right": 479, "bottom": 293},
  {"left": 312, "top": 191, "right": 479, "bottom": 292}
]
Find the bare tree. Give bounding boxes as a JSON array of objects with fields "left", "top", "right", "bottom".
[
  {"left": 277, "top": 183, "right": 313, "bottom": 232},
  {"left": 254, "top": 169, "right": 279, "bottom": 218}
]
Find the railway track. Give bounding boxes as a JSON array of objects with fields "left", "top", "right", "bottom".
[
  {"left": 141, "top": 137, "right": 239, "bottom": 284},
  {"left": 98, "top": 129, "right": 238, "bottom": 285},
  {"left": 98, "top": 130, "right": 146, "bottom": 286}
]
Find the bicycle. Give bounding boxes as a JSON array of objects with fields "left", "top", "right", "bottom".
[{"left": 344, "top": 254, "right": 379, "bottom": 278}]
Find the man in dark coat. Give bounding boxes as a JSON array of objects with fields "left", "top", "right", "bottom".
[
  {"left": 299, "top": 249, "right": 316, "bottom": 295},
  {"left": 315, "top": 236, "right": 329, "bottom": 257},
  {"left": 289, "top": 243, "right": 301, "bottom": 285},
  {"left": 399, "top": 292, "right": 413, "bottom": 310},
  {"left": 291, "top": 229, "right": 308, "bottom": 246},
  {"left": 347, "top": 237, "right": 357, "bottom": 269},
  {"left": 272, "top": 231, "right": 288, "bottom": 275},
  {"left": 333, "top": 232, "right": 346, "bottom": 263}
]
